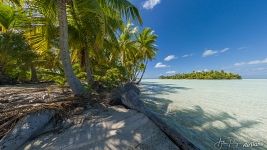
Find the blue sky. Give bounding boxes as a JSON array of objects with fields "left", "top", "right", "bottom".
[{"left": 131, "top": 0, "right": 267, "bottom": 78}]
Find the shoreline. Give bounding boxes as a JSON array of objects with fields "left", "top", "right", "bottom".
[
  {"left": 0, "top": 83, "right": 198, "bottom": 150},
  {"left": 21, "top": 105, "right": 179, "bottom": 150},
  {"left": 140, "top": 79, "right": 267, "bottom": 150}
]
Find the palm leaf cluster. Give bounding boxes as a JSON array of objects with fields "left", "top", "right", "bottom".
[{"left": 0, "top": 0, "right": 157, "bottom": 94}]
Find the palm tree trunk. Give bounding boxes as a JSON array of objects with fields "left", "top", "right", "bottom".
[
  {"left": 84, "top": 48, "right": 94, "bottom": 85},
  {"left": 136, "top": 59, "right": 148, "bottom": 84},
  {"left": 30, "top": 64, "right": 38, "bottom": 82},
  {"left": 57, "top": 0, "right": 86, "bottom": 96}
]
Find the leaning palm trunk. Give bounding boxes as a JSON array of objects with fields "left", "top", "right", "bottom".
[
  {"left": 136, "top": 59, "right": 148, "bottom": 84},
  {"left": 57, "top": 0, "right": 86, "bottom": 96},
  {"left": 119, "top": 84, "right": 199, "bottom": 150}
]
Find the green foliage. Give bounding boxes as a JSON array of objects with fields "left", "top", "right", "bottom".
[
  {"left": 95, "top": 67, "right": 125, "bottom": 89},
  {"left": 160, "top": 70, "right": 242, "bottom": 80},
  {"left": 0, "top": 31, "right": 36, "bottom": 81},
  {"left": 72, "top": 63, "right": 87, "bottom": 80},
  {"left": 0, "top": 3, "right": 29, "bottom": 31},
  {"left": 39, "top": 68, "right": 65, "bottom": 84},
  {"left": 0, "top": 1, "right": 157, "bottom": 90},
  {"left": 39, "top": 63, "right": 87, "bottom": 87},
  {"left": 0, "top": 4, "right": 16, "bottom": 30},
  {"left": 115, "top": 23, "right": 157, "bottom": 83}
]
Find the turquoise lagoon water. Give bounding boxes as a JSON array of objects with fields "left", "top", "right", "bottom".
[{"left": 140, "top": 79, "right": 267, "bottom": 150}]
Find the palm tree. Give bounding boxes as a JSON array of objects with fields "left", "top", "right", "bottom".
[
  {"left": 32, "top": 0, "right": 142, "bottom": 95},
  {"left": 117, "top": 23, "right": 139, "bottom": 81},
  {"left": 55, "top": 0, "right": 87, "bottom": 96},
  {"left": 68, "top": 0, "right": 142, "bottom": 86},
  {"left": 115, "top": 23, "right": 158, "bottom": 83},
  {"left": 67, "top": 0, "right": 110, "bottom": 85},
  {"left": 136, "top": 28, "right": 157, "bottom": 84},
  {"left": 5, "top": 0, "right": 142, "bottom": 94},
  {"left": 4, "top": 0, "right": 86, "bottom": 94}
]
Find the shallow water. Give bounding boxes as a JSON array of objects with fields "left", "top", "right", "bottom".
[{"left": 140, "top": 79, "right": 267, "bottom": 150}]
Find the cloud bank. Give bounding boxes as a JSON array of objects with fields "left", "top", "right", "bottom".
[
  {"left": 164, "top": 55, "right": 176, "bottom": 61},
  {"left": 166, "top": 71, "right": 176, "bottom": 74},
  {"left": 238, "top": 47, "right": 247, "bottom": 50},
  {"left": 182, "top": 53, "right": 193, "bottom": 58},
  {"left": 220, "top": 48, "right": 230, "bottom": 53},
  {"left": 202, "top": 50, "right": 218, "bottom": 57},
  {"left": 202, "top": 48, "right": 229, "bottom": 57},
  {"left": 155, "top": 62, "right": 169, "bottom": 68},
  {"left": 234, "top": 57, "right": 267, "bottom": 66},
  {"left": 143, "top": 0, "right": 160, "bottom": 9}
]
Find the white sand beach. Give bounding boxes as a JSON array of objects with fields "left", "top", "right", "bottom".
[{"left": 21, "top": 106, "right": 178, "bottom": 150}]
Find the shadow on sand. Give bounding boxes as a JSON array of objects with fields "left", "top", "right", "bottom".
[
  {"left": 140, "top": 82, "right": 192, "bottom": 96},
  {"left": 140, "top": 82, "right": 266, "bottom": 150},
  {"left": 21, "top": 107, "right": 178, "bottom": 150}
]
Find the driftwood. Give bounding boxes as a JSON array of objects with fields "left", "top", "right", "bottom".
[
  {"left": 0, "top": 84, "right": 84, "bottom": 140},
  {"left": 119, "top": 83, "right": 200, "bottom": 150},
  {"left": 0, "top": 110, "right": 55, "bottom": 150},
  {"left": 0, "top": 98, "right": 83, "bottom": 150},
  {"left": 0, "top": 98, "right": 80, "bottom": 139},
  {"left": 0, "top": 84, "right": 87, "bottom": 149}
]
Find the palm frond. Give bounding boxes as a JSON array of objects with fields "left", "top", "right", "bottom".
[{"left": 98, "top": 0, "right": 142, "bottom": 24}]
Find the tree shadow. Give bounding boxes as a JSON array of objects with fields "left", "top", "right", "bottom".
[
  {"left": 21, "top": 106, "right": 179, "bottom": 150},
  {"left": 140, "top": 82, "right": 191, "bottom": 96},
  {"left": 140, "top": 83, "right": 266, "bottom": 150}
]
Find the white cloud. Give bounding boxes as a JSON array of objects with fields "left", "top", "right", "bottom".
[
  {"left": 155, "top": 62, "right": 169, "bottom": 68},
  {"left": 182, "top": 53, "right": 193, "bottom": 58},
  {"left": 164, "top": 55, "right": 176, "bottom": 61},
  {"left": 220, "top": 48, "right": 230, "bottom": 53},
  {"left": 234, "top": 62, "right": 246, "bottom": 66},
  {"left": 254, "top": 67, "right": 267, "bottom": 71},
  {"left": 248, "top": 58, "right": 267, "bottom": 65},
  {"left": 202, "top": 48, "right": 229, "bottom": 57},
  {"left": 143, "top": 0, "right": 160, "bottom": 9},
  {"left": 166, "top": 71, "right": 176, "bottom": 74},
  {"left": 202, "top": 50, "right": 218, "bottom": 57},
  {"left": 248, "top": 60, "right": 262, "bottom": 65},
  {"left": 234, "top": 57, "right": 267, "bottom": 66},
  {"left": 238, "top": 47, "right": 247, "bottom": 50}
]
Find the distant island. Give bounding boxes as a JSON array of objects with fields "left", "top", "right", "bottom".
[{"left": 160, "top": 70, "right": 242, "bottom": 79}]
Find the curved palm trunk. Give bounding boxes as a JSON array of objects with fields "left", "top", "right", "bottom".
[
  {"left": 57, "top": 0, "right": 86, "bottom": 96},
  {"left": 136, "top": 59, "right": 148, "bottom": 84}
]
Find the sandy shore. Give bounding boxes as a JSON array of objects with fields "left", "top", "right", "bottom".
[
  {"left": 0, "top": 84, "right": 179, "bottom": 150},
  {"left": 21, "top": 106, "right": 178, "bottom": 150}
]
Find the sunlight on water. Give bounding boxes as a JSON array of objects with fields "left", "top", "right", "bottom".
[{"left": 140, "top": 79, "right": 267, "bottom": 150}]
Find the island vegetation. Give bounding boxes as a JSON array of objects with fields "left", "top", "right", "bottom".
[
  {"left": 160, "top": 70, "right": 242, "bottom": 79},
  {"left": 0, "top": 0, "right": 157, "bottom": 91}
]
